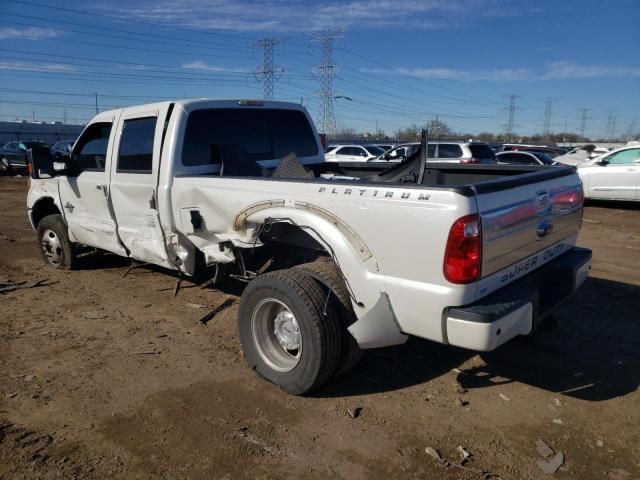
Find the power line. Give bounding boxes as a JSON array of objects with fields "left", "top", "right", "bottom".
[{"left": 253, "top": 39, "right": 285, "bottom": 100}]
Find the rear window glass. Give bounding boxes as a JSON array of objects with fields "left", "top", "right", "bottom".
[
  {"left": 469, "top": 144, "right": 496, "bottom": 160},
  {"left": 437, "top": 144, "right": 462, "bottom": 158},
  {"left": 182, "top": 108, "right": 318, "bottom": 167}
]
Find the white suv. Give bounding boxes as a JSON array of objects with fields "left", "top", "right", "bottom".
[
  {"left": 373, "top": 141, "right": 496, "bottom": 164},
  {"left": 324, "top": 144, "right": 387, "bottom": 162}
]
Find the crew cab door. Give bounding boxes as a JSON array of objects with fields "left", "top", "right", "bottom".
[
  {"left": 108, "top": 105, "right": 175, "bottom": 269},
  {"left": 57, "top": 117, "right": 128, "bottom": 255}
]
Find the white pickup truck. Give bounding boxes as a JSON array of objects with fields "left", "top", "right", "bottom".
[{"left": 27, "top": 99, "right": 591, "bottom": 394}]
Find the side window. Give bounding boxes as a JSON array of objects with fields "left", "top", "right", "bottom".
[
  {"left": 356, "top": 147, "right": 367, "bottom": 157},
  {"left": 336, "top": 147, "right": 349, "bottom": 156},
  {"left": 427, "top": 144, "right": 436, "bottom": 157},
  {"left": 607, "top": 149, "right": 640, "bottom": 165},
  {"left": 437, "top": 144, "right": 463, "bottom": 158},
  {"left": 72, "top": 122, "right": 112, "bottom": 173},
  {"left": 117, "top": 117, "right": 156, "bottom": 173}
]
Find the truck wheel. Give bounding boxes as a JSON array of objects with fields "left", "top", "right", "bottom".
[
  {"left": 37, "top": 214, "right": 77, "bottom": 270},
  {"left": 238, "top": 269, "right": 342, "bottom": 395},
  {"left": 294, "top": 260, "right": 364, "bottom": 375}
]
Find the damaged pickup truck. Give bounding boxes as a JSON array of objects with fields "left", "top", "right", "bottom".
[{"left": 27, "top": 99, "right": 591, "bottom": 394}]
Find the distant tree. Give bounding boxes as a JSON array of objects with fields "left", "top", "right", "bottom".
[
  {"left": 426, "top": 119, "right": 452, "bottom": 139},
  {"left": 395, "top": 124, "right": 421, "bottom": 142}
]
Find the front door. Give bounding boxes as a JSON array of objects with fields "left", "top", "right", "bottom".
[
  {"left": 57, "top": 117, "right": 128, "bottom": 256},
  {"left": 108, "top": 104, "right": 175, "bottom": 269},
  {"left": 588, "top": 148, "right": 640, "bottom": 200}
]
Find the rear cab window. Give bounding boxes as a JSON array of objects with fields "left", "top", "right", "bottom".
[{"left": 181, "top": 108, "right": 319, "bottom": 176}]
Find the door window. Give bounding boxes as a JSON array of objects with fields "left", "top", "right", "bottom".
[
  {"left": 437, "top": 144, "right": 463, "bottom": 158},
  {"left": 72, "top": 122, "right": 113, "bottom": 172},
  {"left": 606, "top": 148, "right": 640, "bottom": 165},
  {"left": 117, "top": 117, "right": 156, "bottom": 173}
]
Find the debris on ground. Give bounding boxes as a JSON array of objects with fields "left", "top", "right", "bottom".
[
  {"left": 0, "top": 279, "right": 50, "bottom": 294},
  {"left": 536, "top": 451, "right": 564, "bottom": 474},
  {"left": 552, "top": 419, "right": 563, "bottom": 425},
  {"left": 535, "top": 439, "right": 554, "bottom": 458},
  {"left": 346, "top": 407, "right": 362, "bottom": 419},
  {"left": 83, "top": 311, "right": 108, "bottom": 320},
  {"left": 499, "top": 393, "right": 511, "bottom": 401},
  {"left": 596, "top": 439, "right": 604, "bottom": 447},
  {"left": 457, "top": 445, "right": 472, "bottom": 462},
  {"left": 197, "top": 298, "right": 237, "bottom": 325},
  {"left": 424, "top": 446, "right": 442, "bottom": 460},
  {"left": 535, "top": 439, "right": 564, "bottom": 474},
  {"left": 186, "top": 303, "right": 208, "bottom": 309},
  {"left": 554, "top": 398, "right": 562, "bottom": 406}
]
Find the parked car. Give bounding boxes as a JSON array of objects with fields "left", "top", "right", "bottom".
[
  {"left": 50, "top": 140, "right": 75, "bottom": 160},
  {"left": 1, "top": 140, "right": 49, "bottom": 172},
  {"left": 497, "top": 151, "right": 558, "bottom": 166},
  {"left": 500, "top": 144, "right": 565, "bottom": 158},
  {"left": 27, "top": 99, "right": 590, "bottom": 395},
  {"left": 372, "top": 143, "right": 394, "bottom": 151},
  {"left": 578, "top": 146, "right": 640, "bottom": 201},
  {"left": 372, "top": 141, "right": 496, "bottom": 164},
  {"left": 324, "top": 144, "right": 386, "bottom": 162}
]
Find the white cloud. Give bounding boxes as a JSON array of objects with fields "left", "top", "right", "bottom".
[
  {"left": 182, "top": 61, "right": 248, "bottom": 73},
  {"left": 0, "top": 61, "right": 74, "bottom": 73},
  {"left": 101, "top": 0, "right": 516, "bottom": 32},
  {"left": 361, "top": 62, "right": 640, "bottom": 82},
  {"left": 0, "top": 26, "right": 61, "bottom": 40}
]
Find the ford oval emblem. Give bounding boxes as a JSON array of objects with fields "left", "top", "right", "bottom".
[{"left": 536, "top": 220, "right": 554, "bottom": 237}]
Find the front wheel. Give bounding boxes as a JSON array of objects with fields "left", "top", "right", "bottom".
[
  {"left": 37, "top": 214, "right": 77, "bottom": 269},
  {"left": 238, "top": 269, "right": 342, "bottom": 395}
]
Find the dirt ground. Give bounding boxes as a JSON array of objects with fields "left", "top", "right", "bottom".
[{"left": 1, "top": 176, "right": 638, "bottom": 480}]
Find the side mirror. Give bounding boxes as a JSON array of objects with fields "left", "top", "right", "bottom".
[{"left": 598, "top": 159, "right": 609, "bottom": 166}]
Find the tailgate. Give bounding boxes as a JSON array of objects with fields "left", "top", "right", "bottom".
[{"left": 475, "top": 168, "right": 583, "bottom": 279}]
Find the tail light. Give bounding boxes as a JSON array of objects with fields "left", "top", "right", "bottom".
[
  {"left": 444, "top": 214, "right": 481, "bottom": 283},
  {"left": 461, "top": 157, "right": 480, "bottom": 164},
  {"left": 27, "top": 161, "right": 33, "bottom": 175}
]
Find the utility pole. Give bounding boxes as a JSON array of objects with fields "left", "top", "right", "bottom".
[
  {"left": 63, "top": 109, "right": 67, "bottom": 124},
  {"left": 253, "top": 38, "right": 284, "bottom": 100},
  {"left": 504, "top": 94, "right": 519, "bottom": 141},
  {"left": 32, "top": 111, "right": 35, "bottom": 122},
  {"left": 94, "top": 92, "right": 99, "bottom": 114},
  {"left": 605, "top": 110, "right": 617, "bottom": 141},
  {"left": 543, "top": 97, "right": 553, "bottom": 139},
  {"left": 563, "top": 115, "right": 568, "bottom": 143},
  {"left": 312, "top": 30, "right": 342, "bottom": 136}
]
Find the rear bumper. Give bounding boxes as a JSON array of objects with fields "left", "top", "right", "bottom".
[{"left": 444, "top": 247, "right": 592, "bottom": 351}]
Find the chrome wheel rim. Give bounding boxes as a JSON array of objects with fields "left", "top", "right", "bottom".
[
  {"left": 41, "top": 228, "right": 63, "bottom": 266},
  {"left": 251, "top": 298, "right": 302, "bottom": 372}
]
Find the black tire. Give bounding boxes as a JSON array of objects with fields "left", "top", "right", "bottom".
[
  {"left": 36, "top": 214, "right": 77, "bottom": 269},
  {"left": 238, "top": 268, "right": 342, "bottom": 395},
  {"left": 294, "top": 260, "right": 364, "bottom": 375}
]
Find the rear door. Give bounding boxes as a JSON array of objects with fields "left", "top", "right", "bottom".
[
  {"left": 109, "top": 104, "right": 175, "bottom": 269},
  {"left": 475, "top": 170, "right": 584, "bottom": 288},
  {"left": 58, "top": 118, "right": 128, "bottom": 255}
]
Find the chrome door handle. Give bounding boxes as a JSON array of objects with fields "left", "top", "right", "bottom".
[
  {"left": 64, "top": 202, "right": 74, "bottom": 212},
  {"left": 96, "top": 184, "right": 106, "bottom": 190}
]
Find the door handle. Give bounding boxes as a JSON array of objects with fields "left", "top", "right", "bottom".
[
  {"left": 627, "top": 168, "right": 637, "bottom": 171},
  {"left": 96, "top": 184, "right": 106, "bottom": 190},
  {"left": 64, "top": 202, "right": 74, "bottom": 212}
]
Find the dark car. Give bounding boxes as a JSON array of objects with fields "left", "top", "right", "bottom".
[
  {"left": 1, "top": 140, "right": 50, "bottom": 172},
  {"left": 50, "top": 140, "right": 75, "bottom": 160}
]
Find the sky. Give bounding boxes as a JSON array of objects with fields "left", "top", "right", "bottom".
[{"left": 0, "top": 0, "right": 639, "bottom": 138}]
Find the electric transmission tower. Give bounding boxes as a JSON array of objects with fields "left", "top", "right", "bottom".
[
  {"left": 579, "top": 109, "right": 590, "bottom": 139},
  {"left": 543, "top": 97, "right": 553, "bottom": 139},
  {"left": 312, "top": 30, "right": 342, "bottom": 135},
  {"left": 503, "top": 94, "right": 519, "bottom": 141},
  {"left": 253, "top": 38, "right": 284, "bottom": 100},
  {"left": 604, "top": 110, "right": 617, "bottom": 141}
]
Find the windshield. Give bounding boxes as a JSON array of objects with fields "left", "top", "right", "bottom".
[
  {"left": 531, "top": 152, "right": 555, "bottom": 165},
  {"left": 364, "top": 146, "right": 385, "bottom": 156},
  {"left": 23, "top": 141, "right": 48, "bottom": 148}
]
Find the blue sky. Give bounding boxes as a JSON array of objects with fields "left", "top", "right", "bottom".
[{"left": 0, "top": 0, "right": 638, "bottom": 138}]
